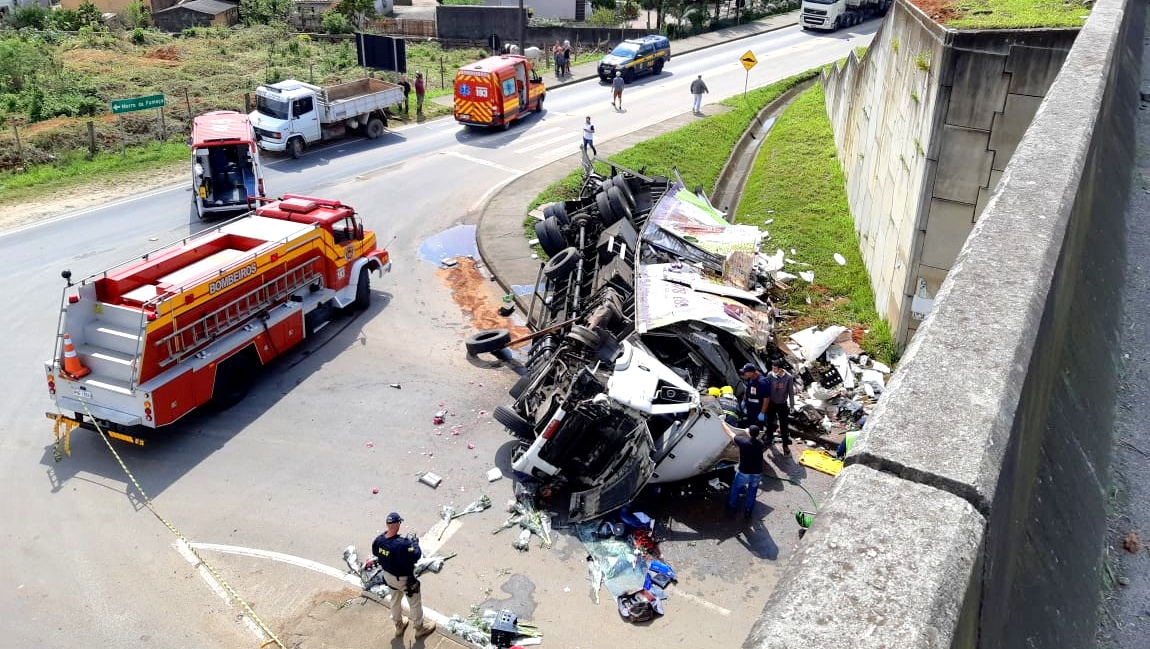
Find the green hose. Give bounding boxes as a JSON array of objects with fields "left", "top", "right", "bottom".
[{"left": 763, "top": 473, "right": 819, "bottom": 529}]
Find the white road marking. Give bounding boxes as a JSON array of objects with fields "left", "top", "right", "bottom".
[
  {"left": 508, "top": 126, "right": 563, "bottom": 144},
  {"left": 185, "top": 539, "right": 454, "bottom": 631},
  {"left": 188, "top": 542, "right": 363, "bottom": 586},
  {"left": 174, "top": 540, "right": 266, "bottom": 640},
  {"left": 666, "top": 585, "right": 732, "bottom": 616},
  {"left": 514, "top": 133, "right": 578, "bottom": 155},
  {"left": 0, "top": 184, "right": 183, "bottom": 239},
  {"left": 442, "top": 150, "right": 522, "bottom": 173}
]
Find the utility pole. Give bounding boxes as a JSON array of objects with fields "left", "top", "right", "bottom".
[{"left": 518, "top": 0, "right": 525, "bottom": 51}]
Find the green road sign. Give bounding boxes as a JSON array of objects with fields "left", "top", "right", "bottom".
[{"left": 111, "top": 94, "right": 166, "bottom": 114}]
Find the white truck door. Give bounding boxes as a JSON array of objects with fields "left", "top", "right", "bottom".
[{"left": 292, "top": 95, "right": 322, "bottom": 144}]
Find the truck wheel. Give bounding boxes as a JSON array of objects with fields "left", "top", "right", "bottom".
[
  {"left": 210, "top": 348, "right": 259, "bottom": 410},
  {"left": 543, "top": 247, "right": 580, "bottom": 280},
  {"left": 653, "top": 59, "right": 664, "bottom": 74},
  {"left": 288, "top": 137, "right": 304, "bottom": 159},
  {"left": 596, "top": 190, "right": 620, "bottom": 226},
  {"left": 494, "top": 405, "right": 535, "bottom": 441},
  {"left": 366, "top": 117, "right": 385, "bottom": 140},
  {"left": 465, "top": 329, "right": 512, "bottom": 355},
  {"left": 542, "top": 202, "right": 569, "bottom": 226},
  {"left": 352, "top": 267, "right": 371, "bottom": 310},
  {"left": 606, "top": 186, "right": 632, "bottom": 224},
  {"left": 508, "top": 372, "right": 535, "bottom": 399},
  {"left": 607, "top": 175, "right": 635, "bottom": 208},
  {"left": 534, "top": 94, "right": 545, "bottom": 113},
  {"left": 534, "top": 216, "right": 566, "bottom": 257}
]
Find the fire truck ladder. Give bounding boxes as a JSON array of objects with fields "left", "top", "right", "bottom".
[{"left": 153, "top": 258, "right": 323, "bottom": 370}]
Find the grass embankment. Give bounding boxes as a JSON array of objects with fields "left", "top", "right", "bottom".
[
  {"left": 524, "top": 68, "right": 823, "bottom": 233},
  {"left": 736, "top": 84, "right": 895, "bottom": 362},
  {"left": 0, "top": 139, "right": 186, "bottom": 205},
  {"left": 922, "top": 0, "right": 1091, "bottom": 29}
]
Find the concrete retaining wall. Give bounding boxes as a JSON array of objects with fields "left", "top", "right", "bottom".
[
  {"left": 746, "top": 0, "right": 1142, "bottom": 645},
  {"left": 823, "top": 0, "right": 1077, "bottom": 346}
]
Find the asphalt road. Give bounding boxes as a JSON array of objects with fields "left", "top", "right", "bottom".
[{"left": 0, "top": 23, "right": 876, "bottom": 649}]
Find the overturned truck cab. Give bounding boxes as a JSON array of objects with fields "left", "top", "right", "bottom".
[{"left": 490, "top": 167, "right": 778, "bottom": 522}]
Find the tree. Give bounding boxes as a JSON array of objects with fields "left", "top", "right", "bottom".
[
  {"left": 239, "top": 0, "right": 292, "bottom": 25},
  {"left": 0, "top": 38, "right": 54, "bottom": 92},
  {"left": 320, "top": 10, "right": 354, "bottom": 34},
  {"left": 76, "top": 1, "right": 106, "bottom": 29},
  {"left": 333, "top": 0, "right": 376, "bottom": 31},
  {"left": 123, "top": 0, "right": 151, "bottom": 29},
  {"left": 8, "top": 4, "right": 52, "bottom": 29}
]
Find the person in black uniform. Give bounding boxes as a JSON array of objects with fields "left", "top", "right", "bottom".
[
  {"left": 372, "top": 512, "right": 436, "bottom": 639},
  {"left": 740, "top": 363, "right": 768, "bottom": 426}
]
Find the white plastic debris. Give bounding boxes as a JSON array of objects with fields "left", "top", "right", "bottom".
[
  {"left": 825, "top": 345, "right": 856, "bottom": 389},
  {"left": 871, "top": 360, "right": 892, "bottom": 374},
  {"left": 776, "top": 271, "right": 798, "bottom": 281},
  {"left": 791, "top": 326, "right": 850, "bottom": 363},
  {"left": 798, "top": 270, "right": 815, "bottom": 283},
  {"left": 834, "top": 253, "right": 847, "bottom": 266},
  {"left": 486, "top": 467, "right": 504, "bottom": 482}
]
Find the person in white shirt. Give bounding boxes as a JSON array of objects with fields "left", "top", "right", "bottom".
[{"left": 582, "top": 116, "right": 597, "bottom": 156}]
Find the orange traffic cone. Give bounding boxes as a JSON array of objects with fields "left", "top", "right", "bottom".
[{"left": 61, "top": 333, "right": 90, "bottom": 379}]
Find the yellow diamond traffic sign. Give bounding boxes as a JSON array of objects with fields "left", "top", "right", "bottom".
[{"left": 740, "top": 50, "right": 758, "bottom": 71}]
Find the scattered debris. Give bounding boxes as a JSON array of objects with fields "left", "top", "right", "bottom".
[
  {"left": 414, "top": 552, "right": 457, "bottom": 576},
  {"left": 372, "top": 488, "right": 379, "bottom": 494},
  {"left": 419, "top": 472, "right": 443, "bottom": 488},
  {"left": 433, "top": 410, "right": 447, "bottom": 425},
  {"left": 1123, "top": 531, "right": 1141, "bottom": 554},
  {"left": 486, "top": 467, "right": 504, "bottom": 482},
  {"left": 834, "top": 252, "right": 847, "bottom": 266},
  {"left": 442, "top": 258, "right": 459, "bottom": 268},
  {"left": 389, "top": 383, "right": 402, "bottom": 389}
]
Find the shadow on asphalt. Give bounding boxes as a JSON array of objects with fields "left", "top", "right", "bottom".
[{"left": 40, "top": 292, "right": 395, "bottom": 502}]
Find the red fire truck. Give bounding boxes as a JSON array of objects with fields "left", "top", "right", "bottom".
[{"left": 45, "top": 195, "right": 390, "bottom": 445}]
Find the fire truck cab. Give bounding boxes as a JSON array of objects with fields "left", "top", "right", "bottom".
[
  {"left": 46, "top": 195, "right": 390, "bottom": 444},
  {"left": 454, "top": 55, "right": 546, "bottom": 129}
]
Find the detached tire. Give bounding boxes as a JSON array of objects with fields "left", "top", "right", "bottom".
[
  {"left": 494, "top": 405, "right": 535, "bottom": 441},
  {"left": 465, "top": 329, "right": 512, "bottom": 355},
  {"left": 366, "top": 117, "right": 385, "bottom": 139},
  {"left": 535, "top": 216, "right": 566, "bottom": 257},
  {"left": 543, "top": 247, "right": 580, "bottom": 280}
]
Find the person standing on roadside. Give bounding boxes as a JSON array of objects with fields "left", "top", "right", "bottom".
[
  {"left": 740, "top": 363, "right": 768, "bottom": 426},
  {"left": 398, "top": 74, "right": 411, "bottom": 113},
  {"left": 690, "top": 74, "right": 709, "bottom": 114},
  {"left": 562, "top": 39, "right": 573, "bottom": 76},
  {"left": 764, "top": 359, "right": 796, "bottom": 451},
  {"left": 727, "top": 425, "right": 767, "bottom": 518},
  {"left": 581, "top": 115, "right": 597, "bottom": 156},
  {"left": 414, "top": 72, "right": 426, "bottom": 115},
  {"left": 553, "top": 41, "right": 564, "bottom": 78},
  {"left": 611, "top": 71, "right": 625, "bottom": 110},
  {"left": 372, "top": 512, "right": 437, "bottom": 639}
]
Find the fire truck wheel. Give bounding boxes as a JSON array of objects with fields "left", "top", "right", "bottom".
[
  {"left": 543, "top": 202, "right": 570, "bottom": 226},
  {"left": 534, "top": 94, "right": 545, "bottom": 113},
  {"left": 535, "top": 217, "right": 566, "bottom": 257},
  {"left": 366, "top": 118, "right": 385, "bottom": 140},
  {"left": 211, "top": 349, "right": 258, "bottom": 409},
  {"left": 353, "top": 267, "right": 371, "bottom": 309},
  {"left": 596, "top": 190, "right": 620, "bottom": 226},
  {"left": 606, "top": 186, "right": 632, "bottom": 224},
  {"left": 288, "top": 137, "right": 304, "bottom": 159},
  {"left": 567, "top": 324, "right": 602, "bottom": 349},
  {"left": 543, "top": 247, "right": 580, "bottom": 280},
  {"left": 494, "top": 405, "right": 535, "bottom": 441},
  {"left": 465, "top": 328, "right": 512, "bottom": 355}
]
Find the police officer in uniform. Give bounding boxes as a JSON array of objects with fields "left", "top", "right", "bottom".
[
  {"left": 740, "top": 363, "right": 768, "bottom": 426},
  {"left": 372, "top": 512, "right": 437, "bottom": 639}
]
